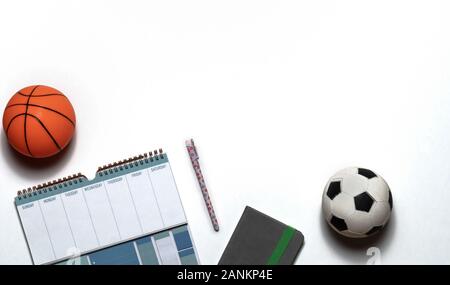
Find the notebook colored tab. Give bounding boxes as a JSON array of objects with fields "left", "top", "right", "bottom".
[
  {"left": 218, "top": 206, "right": 304, "bottom": 265},
  {"left": 15, "top": 149, "right": 199, "bottom": 265}
]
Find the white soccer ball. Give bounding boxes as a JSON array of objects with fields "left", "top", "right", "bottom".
[{"left": 322, "top": 167, "right": 393, "bottom": 238}]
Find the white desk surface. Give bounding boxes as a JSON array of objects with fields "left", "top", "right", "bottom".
[{"left": 1, "top": 1, "right": 450, "bottom": 265}]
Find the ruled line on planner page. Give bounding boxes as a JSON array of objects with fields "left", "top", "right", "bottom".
[{"left": 124, "top": 175, "right": 145, "bottom": 233}]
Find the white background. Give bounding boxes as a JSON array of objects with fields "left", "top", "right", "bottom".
[{"left": 1, "top": 0, "right": 450, "bottom": 265}]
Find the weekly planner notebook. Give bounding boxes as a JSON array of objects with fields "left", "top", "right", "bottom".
[{"left": 15, "top": 149, "right": 199, "bottom": 265}]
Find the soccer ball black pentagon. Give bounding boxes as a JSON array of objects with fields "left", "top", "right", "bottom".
[{"left": 322, "top": 167, "right": 393, "bottom": 238}]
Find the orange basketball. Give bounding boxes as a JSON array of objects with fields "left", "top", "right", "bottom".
[{"left": 3, "top": 85, "right": 76, "bottom": 158}]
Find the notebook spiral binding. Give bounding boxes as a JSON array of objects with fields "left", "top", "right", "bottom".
[
  {"left": 96, "top": 148, "right": 165, "bottom": 177},
  {"left": 16, "top": 149, "right": 165, "bottom": 200},
  {"left": 16, "top": 173, "right": 87, "bottom": 200}
]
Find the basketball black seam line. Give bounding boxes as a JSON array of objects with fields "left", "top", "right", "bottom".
[
  {"left": 5, "top": 103, "right": 75, "bottom": 126},
  {"left": 27, "top": 113, "right": 62, "bottom": 150},
  {"left": 17, "top": 91, "right": 65, "bottom": 97},
  {"left": 24, "top": 85, "right": 40, "bottom": 156},
  {"left": 5, "top": 113, "right": 27, "bottom": 136},
  {"left": 27, "top": 86, "right": 64, "bottom": 151}
]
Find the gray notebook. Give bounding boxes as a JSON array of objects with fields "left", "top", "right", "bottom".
[{"left": 219, "top": 206, "right": 304, "bottom": 265}]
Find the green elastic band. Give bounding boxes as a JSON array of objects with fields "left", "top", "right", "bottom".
[{"left": 266, "top": 226, "right": 295, "bottom": 265}]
